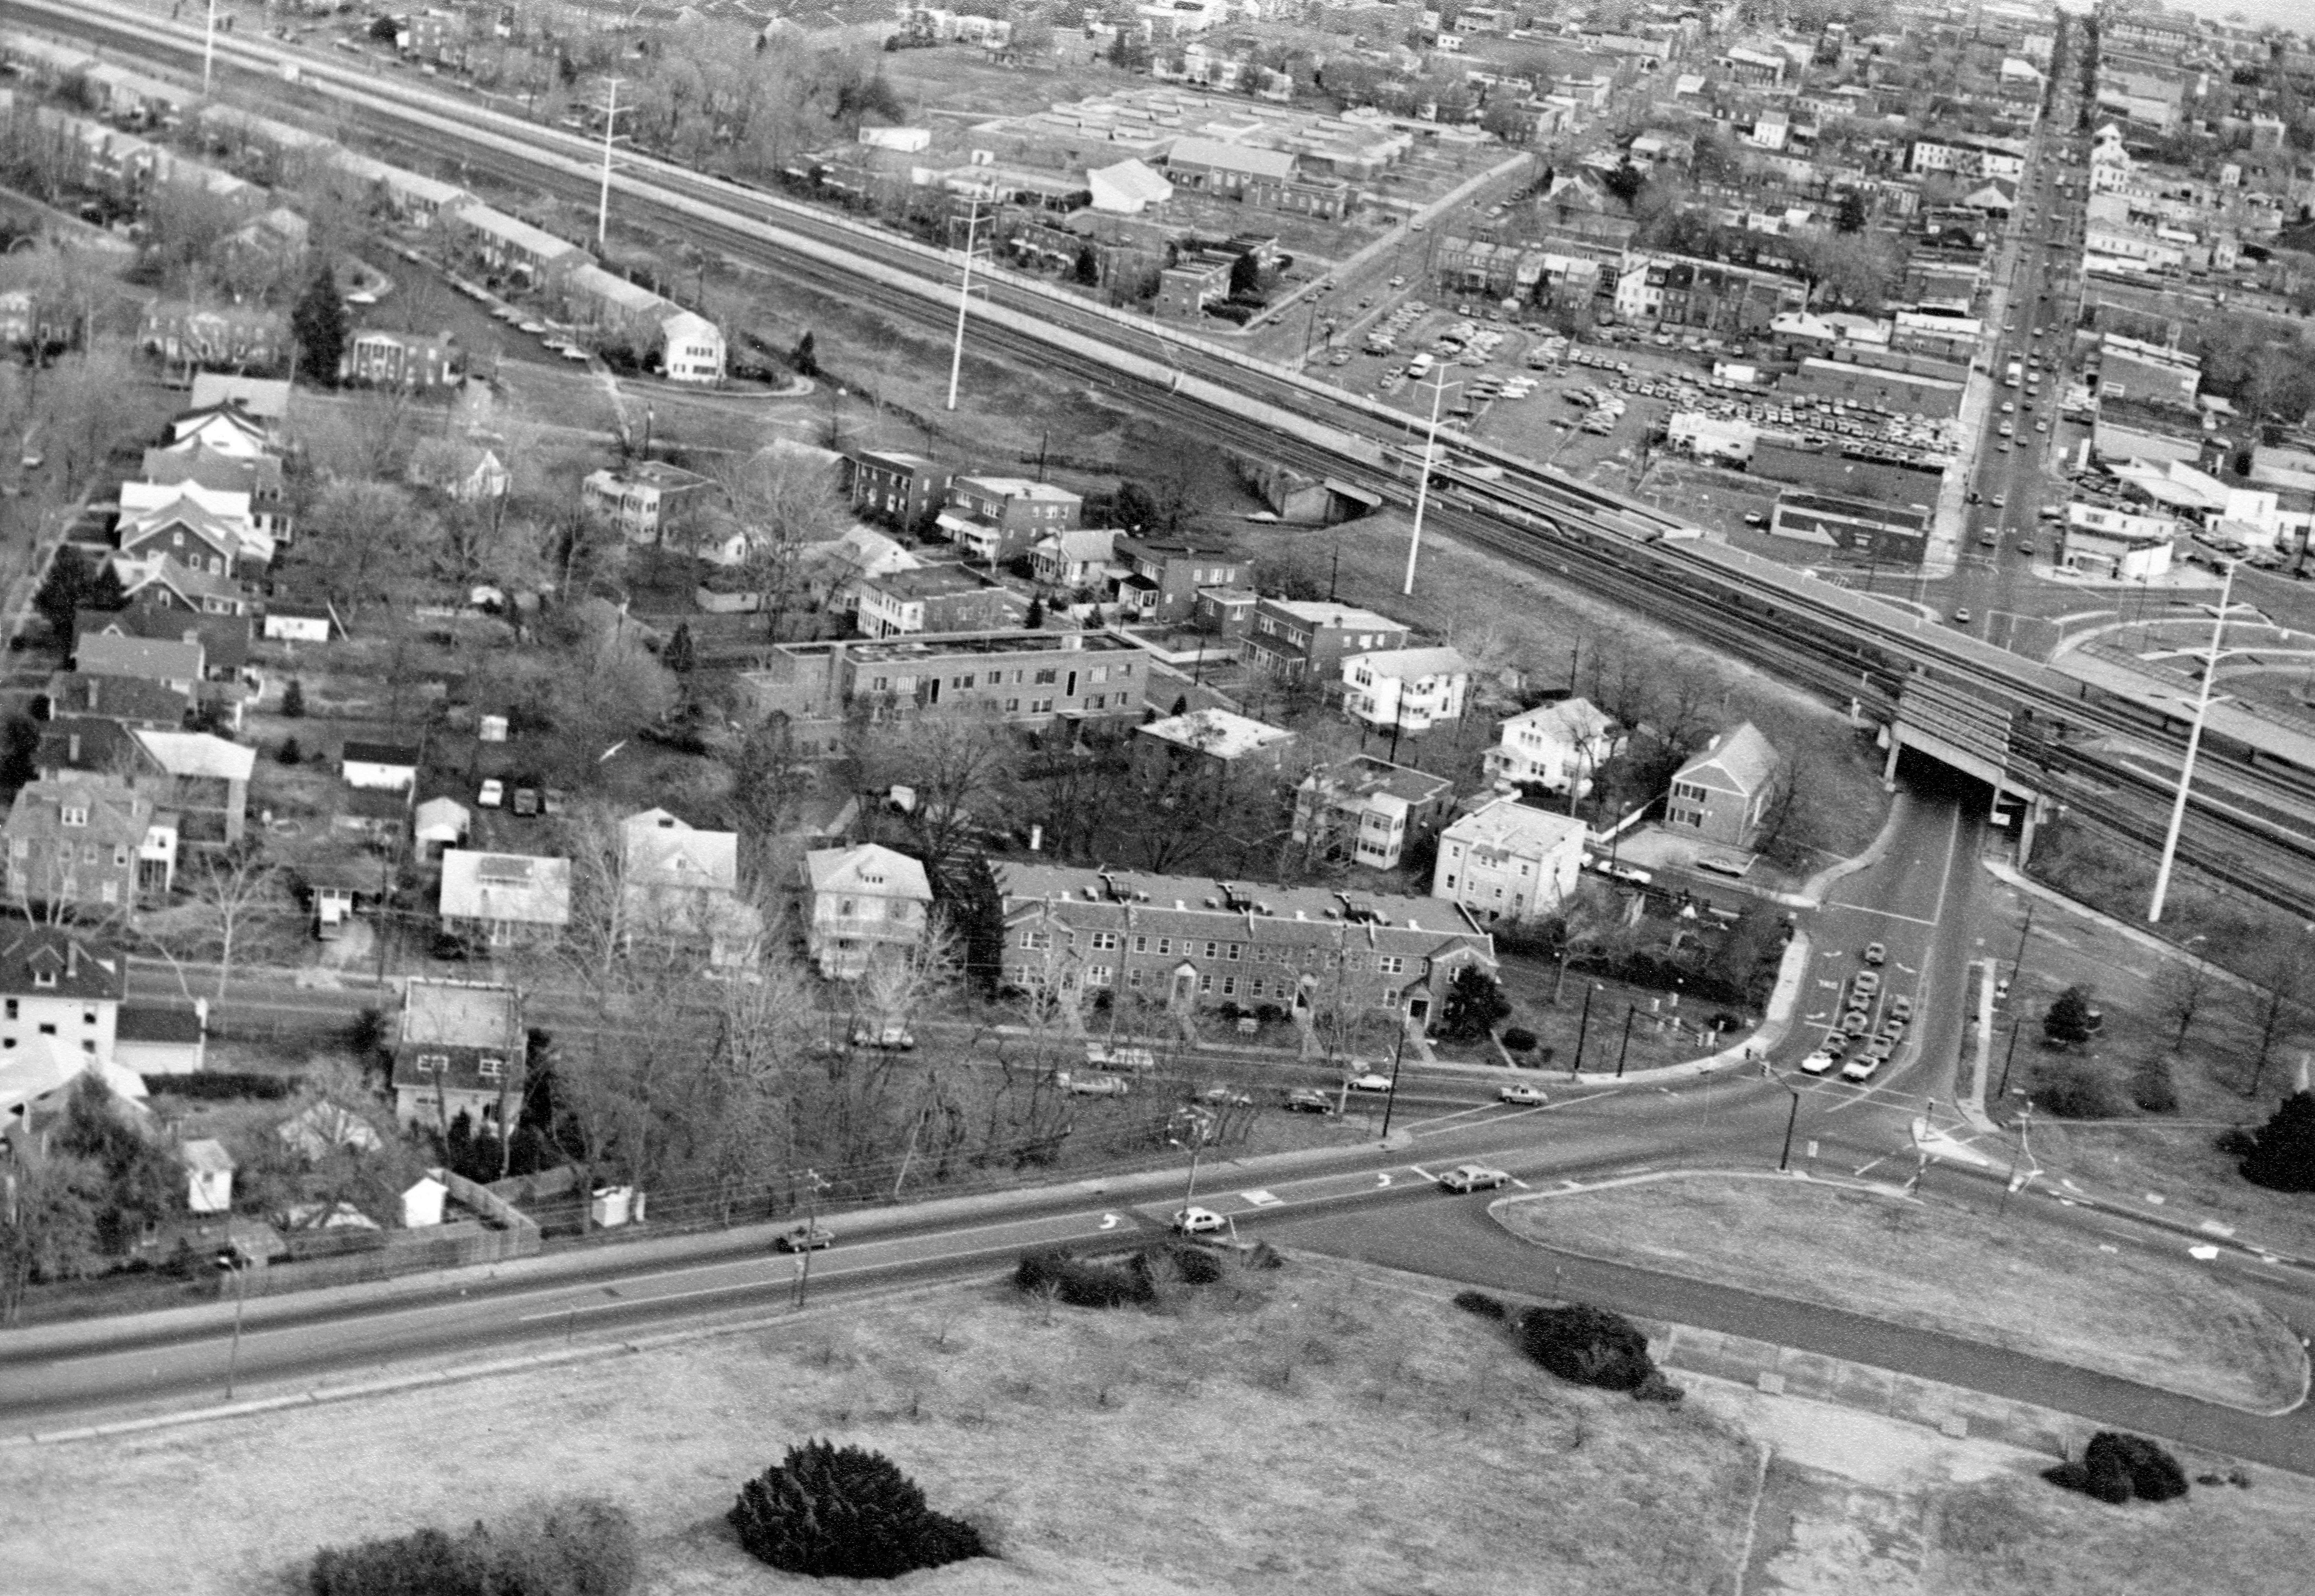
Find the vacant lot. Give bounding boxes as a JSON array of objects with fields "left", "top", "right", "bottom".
[
  {"left": 0, "top": 1263, "right": 1760, "bottom": 1595},
  {"left": 1498, "top": 1173, "right": 2304, "bottom": 1412}
]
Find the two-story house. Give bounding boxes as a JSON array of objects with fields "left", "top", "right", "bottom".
[
  {"left": 996, "top": 865, "right": 1494, "bottom": 1029},
  {"left": 1291, "top": 756, "right": 1456, "bottom": 872},
  {"left": 1110, "top": 537, "right": 1249, "bottom": 625},
  {"left": 1341, "top": 646, "right": 1472, "bottom": 741},
  {"left": 128, "top": 730, "right": 253, "bottom": 846},
  {"left": 3, "top": 777, "right": 175, "bottom": 914},
  {"left": 73, "top": 633, "right": 203, "bottom": 697},
  {"left": 854, "top": 566, "right": 1025, "bottom": 639},
  {"left": 0, "top": 924, "right": 126, "bottom": 1065},
  {"left": 438, "top": 850, "right": 572, "bottom": 949},
  {"left": 581, "top": 462, "right": 709, "bottom": 544},
  {"left": 1132, "top": 707, "right": 1296, "bottom": 782},
  {"left": 1432, "top": 798, "right": 1586, "bottom": 923},
  {"left": 847, "top": 449, "right": 952, "bottom": 528},
  {"left": 936, "top": 476, "right": 1081, "bottom": 568},
  {"left": 1664, "top": 723, "right": 1780, "bottom": 850},
  {"left": 801, "top": 842, "right": 933, "bottom": 980},
  {"left": 1028, "top": 529, "right": 1116, "bottom": 592},
  {"left": 1243, "top": 599, "right": 1409, "bottom": 680},
  {"left": 139, "top": 447, "right": 291, "bottom": 545},
  {"left": 1481, "top": 698, "right": 1621, "bottom": 795},
  {"left": 620, "top": 808, "right": 761, "bottom": 971},
  {"left": 389, "top": 977, "right": 526, "bottom": 1135}
]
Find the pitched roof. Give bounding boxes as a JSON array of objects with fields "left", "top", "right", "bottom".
[
  {"left": 1675, "top": 722, "right": 1778, "bottom": 794},
  {"left": 620, "top": 808, "right": 740, "bottom": 895},
  {"left": 1166, "top": 135, "right": 1296, "bottom": 181},
  {"left": 188, "top": 374, "right": 291, "bottom": 419},
  {"left": 438, "top": 850, "right": 572, "bottom": 927},
  {"left": 0, "top": 923, "right": 126, "bottom": 1001},
  {"left": 4, "top": 777, "right": 154, "bottom": 847},
  {"left": 75, "top": 632, "right": 203, "bottom": 684},
  {"left": 181, "top": 1136, "right": 235, "bottom": 1174},
  {"left": 1501, "top": 697, "right": 1616, "bottom": 744},
  {"left": 35, "top": 717, "right": 140, "bottom": 778},
  {"left": 341, "top": 741, "right": 421, "bottom": 769},
  {"left": 139, "top": 445, "right": 282, "bottom": 496},
  {"left": 1344, "top": 645, "right": 1470, "bottom": 681},
  {"left": 132, "top": 729, "right": 256, "bottom": 781},
  {"left": 998, "top": 863, "right": 1489, "bottom": 950},
  {"left": 42, "top": 670, "right": 190, "bottom": 727},
  {"left": 276, "top": 1098, "right": 384, "bottom": 1159},
  {"left": 803, "top": 842, "right": 930, "bottom": 901},
  {"left": 118, "top": 1001, "right": 204, "bottom": 1044}
]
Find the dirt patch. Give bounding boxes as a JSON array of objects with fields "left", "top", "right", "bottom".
[
  {"left": 0, "top": 1264, "right": 1758, "bottom": 1595},
  {"left": 1496, "top": 1172, "right": 2306, "bottom": 1412}
]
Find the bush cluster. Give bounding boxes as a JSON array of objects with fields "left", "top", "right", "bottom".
[
  {"left": 2042, "top": 1432, "right": 2189, "bottom": 1506},
  {"left": 2129, "top": 1058, "right": 2178, "bottom": 1114},
  {"left": 152, "top": 1071, "right": 302, "bottom": 1102},
  {"left": 308, "top": 1496, "right": 638, "bottom": 1596},
  {"left": 728, "top": 1441, "right": 985, "bottom": 1580},
  {"left": 1452, "top": 1289, "right": 1508, "bottom": 1320},
  {"left": 1517, "top": 1303, "right": 1682, "bottom": 1402},
  {"left": 2031, "top": 1061, "right": 2121, "bottom": 1119},
  {"left": 1013, "top": 1248, "right": 1154, "bottom": 1308}
]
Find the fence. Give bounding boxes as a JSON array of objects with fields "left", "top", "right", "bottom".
[{"left": 229, "top": 1169, "right": 540, "bottom": 1301}]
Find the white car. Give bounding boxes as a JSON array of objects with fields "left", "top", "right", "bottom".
[
  {"left": 1841, "top": 1055, "right": 1883, "bottom": 1083},
  {"left": 1172, "top": 1206, "right": 1227, "bottom": 1235},
  {"left": 1799, "top": 1051, "right": 1836, "bottom": 1075},
  {"left": 1055, "top": 1072, "right": 1128, "bottom": 1097},
  {"left": 477, "top": 778, "right": 504, "bottom": 808},
  {"left": 1498, "top": 1083, "right": 1549, "bottom": 1106},
  {"left": 1438, "top": 1164, "right": 1510, "bottom": 1193},
  {"left": 1344, "top": 1071, "right": 1394, "bottom": 1093}
]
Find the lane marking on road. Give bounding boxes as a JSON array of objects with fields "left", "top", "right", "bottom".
[
  {"left": 1409, "top": 1166, "right": 1436, "bottom": 1182},
  {"left": 1830, "top": 906, "right": 1939, "bottom": 927},
  {"left": 1099, "top": 1213, "right": 1121, "bottom": 1231},
  {"left": 1374, "top": 1172, "right": 1394, "bottom": 1188}
]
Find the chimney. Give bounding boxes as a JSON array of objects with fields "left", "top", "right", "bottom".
[
  {"left": 66, "top": 940, "right": 79, "bottom": 981},
  {"left": 85, "top": 679, "right": 98, "bottom": 711},
  {"left": 67, "top": 733, "right": 80, "bottom": 763}
]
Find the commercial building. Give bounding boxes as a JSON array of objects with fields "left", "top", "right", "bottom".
[
  {"left": 1767, "top": 489, "right": 1933, "bottom": 568},
  {"left": 2060, "top": 504, "right": 2175, "bottom": 579}
]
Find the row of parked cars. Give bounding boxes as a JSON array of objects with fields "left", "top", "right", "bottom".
[{"left": 1798, "top": 943, "right": 1912, "bottom": 1083}]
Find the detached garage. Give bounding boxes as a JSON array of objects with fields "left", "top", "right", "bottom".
[{"left": 115, "top": 1000, "right": 208, "bottom": 1075}]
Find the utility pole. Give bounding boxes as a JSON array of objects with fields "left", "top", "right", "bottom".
[
  {"left": 215, "top": 1248, "right": 248, "bottom": 1400},
  {"left": 1402, "top": 370, "right": 1453, "bottom": 597},
  {"left": 1378, "top": 1017, "right": 1413, "bottom": 1139},
  {"left": 203, "top": 0, "right": 220, "bottom": 97},
  {"left": 2149, "top": 559, "right": 2237, "bottom": 923},
  {"left": 946, "top": 201, "right": 989, "bottom": 413},
  {"left": 1570, "top": 982, "right": 1598, "bottom": 1078},
  {"left": 2009, "top": 901, "right": 2034, "bottom": 987},
  {"left": 595, "top": 77, "right": 627, "bottom": 251},
  {"left": 1614, "top": 1003, "right": 1637, "bottom": 1077},
  {"left": 1763, "top": 1063, "right": 1800, "bottom": 1171}
]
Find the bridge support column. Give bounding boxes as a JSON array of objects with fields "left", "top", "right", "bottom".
[
  {"left": 1882, "top": 728, "right": 1902, "bottom": 786},
  {"left": 2018, "top": 797, "right": 2042, "bottom": 868}
]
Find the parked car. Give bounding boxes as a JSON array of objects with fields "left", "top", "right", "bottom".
[
  {"left": 1438, "top": 1164, "right": 1510, "bottom": 1193},
  {"left": 775, "top": 1223, "right": 836, "bottom": 1252},
  {"left": 477, "top": 778, "right": 504, "bottom": 808},
  {"left": 1285, "top": 1088, "right": 1336, "bottom": 1114},
  {"left": 1841, "top": 1054, "right": 1883, "bottom": 1083},
  {"left": 1863, "top": 942, "right": 1886, "bottom": 966},
  {"left": 851, "top": 1022, "right": 916, "bottom": 1050},
  {"left": 1172, "top": 1206, "right": 1227, "bottom": 1235},
  {"left": 1890, "top": 995, "right": 1914, "bottom": 1022},
  {"left": 1799, "top": 1050, "right": 1836, "bottom": 1075},
  {"left": 1055, "top": 1072, "right": 1128, "bottom": 1097},
  {"left": 1854, "top": 970, "right": 1882, "bottom": 996},
  {"left": 1197, "top": 1086, "right": 1254, "bottom": 1108},
  {"left": 1840, "top": 1010, "right": 1870, "bottom": 1036},
  {"left": 1498, "top": 1083, "right": 1549, "bottom": 1106},
  {"left": 1085, "top": 1044, "right": 1157, "bottom": 1073},
  {"left": 1344, "top": 1071, "right": 1393, "bottom": 1093}
]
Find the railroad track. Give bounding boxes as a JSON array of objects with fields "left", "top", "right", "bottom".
[{"left": 24, "top": 0, "right": 2315, "bottom": 914}]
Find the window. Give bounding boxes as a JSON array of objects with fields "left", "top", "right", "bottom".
[
  {"left": 1090, "top": 665, "right": 1109, "bottom": 684},
  {"left": 81, "top": 844, "right": 96, "bottom": 864},
  {"left": 1227, "top": 943, "right": 1242, "bottom": 960},
  {"left": 478, "top": 1055, "right": 505, "bottom": 1079},
  {"left": 1089, "top": 695, "right": 1105, "bottom": 710},
  {"left": 32, "top": 970, "right": 53, "bottom": 990},
  {"left": 1444, "top": 874, "right": 1457, "bottom": 889},
  {"left": 111, "top": 846, "right": 127, "bottom": 867},
  {"left": 1199, "top": 973, "right": 1214, "bottom": 993},
  {"left": 3, "top": 1000, "right": 12, "bottom": 1020},
  {"left": 1221, "top": 975, "right": 1236, "bottom": 996},
  {"left": 1133, "top": 935, "right": 1149, "bottom": 953},
  {"left": 1086, "top": 964, "right": 1113, "bottom": 987},
  {"left": 60, "top": 805, "right": 87, "bottom": 828},
  {"left": 1034, "top": 668, "right": 1058, "bottom": 685},
  {"left": 1019, "top": 929, "right": 1052, "bottom": 950},
  {"left": 1005, "top": 698, "right": 1020, "bottom": 713},
  {"left": 1090, "top": 931, "right": 1118, "bottom": 951},
  {"left": 1247, "top": 979, "right": 1264, "bottom": 999},
  {"left": 81, "top": 1008, "right": 94, "bottom": 1025},
  {"left": 1156, "top": 938, "right": 1172, "bottom": 956},
  {"left": 100, "top": 881, "right": 117, "bottom": 905},
  {"left": 1128, "top": 968, "right": 1144, "bottom": 988},
  {"left": 1204, "top": 941, "right": 1218, "bottom": 958},
  {"left": 1032, "top": 698, "right": 1054, "bottom": 714},
  {"left": 1378, "top": 955, "right": 1404, "bottom": 975}
]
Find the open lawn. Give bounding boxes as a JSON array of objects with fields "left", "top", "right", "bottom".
[
  {"left": 1497, "top": 1172, "right": 2306, "bottom": 1412},
  {"left": 0, "top": 1261, "right": 1762, "bottom": 1595}
]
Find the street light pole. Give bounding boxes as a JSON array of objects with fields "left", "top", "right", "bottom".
[
  {"left": 1762, "top": 1063, "right": 1801, "bottom": 1171},
  {"left": 2149, "top": 559, "right": 2237, "bottom": 923},
  {"left": 595, "top": 77, "right": 626, "bottom": 251},
  {"left": 1570, "top": 982, "right": 1598, "bottom": 1079},
  {"left": 203, "top": 0, "right": 219, "bottom": 96},
  {"left": 215, "top": 1250, "right": 247, "bottom": 1401},
  {"left": 1614, "top": 1003, "right": 1637, "bottom": 1078},
  {"left": 1378, "top": 1016, "right": 1413, "bottom": 1139}
]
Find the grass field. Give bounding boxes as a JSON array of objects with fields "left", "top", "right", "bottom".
[
  {"left": 1496, "top": 1173, "right": 2305, "bottom": 1412},
  {"left": 0, "top": 1262, "right": 1761, "bottom": 1595}
]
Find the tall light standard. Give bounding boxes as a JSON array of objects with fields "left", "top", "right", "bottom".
[
  {"left": 214, "top": 1246, "right": 249, "bottom": 1401},
  {"left": 945, "top": 199, "right": 991, "bottom": 413},
  {"left": 1401, "top": 369, "right": 1456, "bottom": 597},
  {"left": 1761, "top": 1062, "right": 1801, "bottom": 1171},
  {"left": 203, "top": 0, "right": 220, "bottom": 96},
  {"left": 2149, "top": 560, "right": 2244, "bottom": 923},
  {"left": 594, "top": 77, "right": 630, "bottom": 251}
]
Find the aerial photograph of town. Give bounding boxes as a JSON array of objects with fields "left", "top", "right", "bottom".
[{"left": 2, "top": 0, "right": 2315, "bottom": 1587}]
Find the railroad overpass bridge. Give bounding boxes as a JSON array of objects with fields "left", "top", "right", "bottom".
[{"left": 1886, "top": 672, "right": 2050, "bottom": 858}]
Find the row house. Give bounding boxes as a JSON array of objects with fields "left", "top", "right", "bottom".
[
  {"left": 1290, "top": 757, "right": 1455, "bottom": 872},
  {"left": 996, "top": 864, "right": 1494, "bottom": 1028},
  {"left": 1243, "top": 599, "right": 1408, "bottom": 681},
  {"left": 326, "top": 150, "right": 473, "bottom": 228},
  {"left": 137, "top": 303, "right": 286, "bottom": 371},
  {"left": 1612, "top": 256, "right": 1807, "bottom": 336},
  {"left": 935, "top": 476, "right": 1082, "bottom": 567},
  {"left": 1111, "top": 537, "right": 1248, "bottom": 625},
  {"left": 742, "top": 630, "right": 1149, "bottom": 732},
  {"left": 446, "top": 203, "right": 585, "bottom": 286},
  {"left": 847, "top": 450, "right": 952, "bottom": 527},
  {"left": 344, "top": 329, "right": 460, "bottom": 391}
]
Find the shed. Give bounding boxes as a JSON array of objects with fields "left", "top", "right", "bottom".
[
  {"left": 116, "top": 1001, "right": 207, "bottom": 1075},
  {"left": 413, "top": 796, "right": 470, "bottom": 857},
  {"left": 262, "top": 604, "right": 333, "bottom": 644},
  {"left": 401, "top": 1172, "right": 448, "bottom": 1229},
  {"left": 182, "top": 1137, "right": 234, "bottom": 1214},
  {"left": 341, "top": 741, "right": 420, "bottom": 792}
]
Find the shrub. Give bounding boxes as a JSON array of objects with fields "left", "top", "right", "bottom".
[
  {"left": 2129, "top": 1059, "right": 2178, "bottom": 1114},
  {"left": 279, "top": 737, "right": 303, "bottom": 765},
  {"left": 1158, "top": 1241, "right": 1225, "bottom": 1284},
  {"left": 2043, "top": 1432, "right": 2188, "bottom": 1506},
  {"left": 1500, "top": 1028, "right": 1538, "bottom": 1053},
  {"left": 2032, "top": 1060, "right": 2121, "bottom": 1119},
  {"left": 151, "top": 1070, "right": 301, "bottom": 1102},
  {"left": 2215, "top": 1125, "right": 2258, "bottom": 1158},
  {"left": 1013, "top": 1248, "right": 1152, "bottom": 1308},
  {"left": 2239, "top": 1091, "right": 2315, "bottom": 1193},
  {"left": 308, "top": 1497, "right": 638, "bottom": 1596},
  {"left": 282, "top": 677, "right": 305, "bottom": 718},
  {"left": 1452, "top": 1288, "right": 1507, "bottom": 1320},
  {"left": 1517, "top": 1303, "right": 1672, "bottom": 1397},
  {"left": 728, "top": 1440, "right": 986, "bottom": 1579}
]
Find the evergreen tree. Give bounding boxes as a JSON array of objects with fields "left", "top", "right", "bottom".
[
  {"left": 1835, "top": 191, "right": 1868, "bottom": 233},
  {"left": 2239, "top": 1091, "right": 2315, "bottom": 1192},
  {"left": 281, "top": 677, "right": 306, "bottom": 718},
  {"left": 82, "top": 557, "right": 127, "bottom": 613},
  {"left": 1073, "top": 244, "right": 1100, "bottom": 286},
  {"left": 1228, "top": 249, "right": 1262, "bottom": 299},
  {"left": 2043, "top": 984, "right": 2095, "bottom": 1049},
  {"left": 32, "top": 546, "right": 89, "bottom": 643},
  {"left": 729, "top": 1441, "right": 985, "bottom": 1579},
  {"left": 1438, "top": 965, "right": 1512, "bottom": 1043},
  {"left": 291, "top": 265, "right": 347, "bottom": 388},
  {"left": 664, "top": 621, "right": 697, "bottom": 674},
  {"left": 791, "top": 330, "right": 819, "bottom": 378},
  {"left": 1023, "top": 596, "right": 1044, "bottom": 630},
  {"left": 278, "top": 737, "right": 302, "bottom": 766}
]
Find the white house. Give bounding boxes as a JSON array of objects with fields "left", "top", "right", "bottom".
[
  {"left": 1341, "top": 646, "right": 1471, "bottom": 737},
  {"left": 1029, "top": 528, "right": 1117, "bottom": 590},
  {"left": 1482, "top": 698, "right": 1621, "bottom": 794},
  {"left": 182, "top": 1137, "right": 234, "bottom": 1214},
  {"left": 620, "top": 807, "right": 761, "bottom": 970},
  {"left": 1431, "top": 798, "right": 1586, "bottom": 923},
  {"left": 802, "top": 842, "right": 932, "bottom": 981},
  {"left": 658, "top": 309, "right": 726, "bottom": 384},
  {"left": 413, "top": 796, "right": 470, "bottom": 858},
  {"left": 262, "top": 603, "right": 333, "bottom": 643}
]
